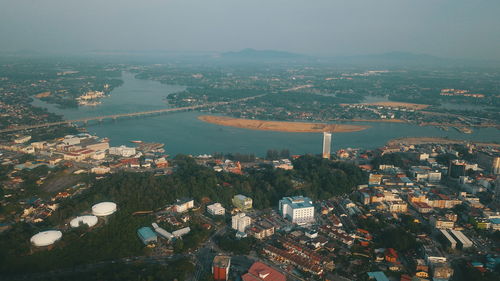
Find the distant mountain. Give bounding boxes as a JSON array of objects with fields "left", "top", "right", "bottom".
[{"left": 220, "top": 48, "right": 306, "bottom": 60}]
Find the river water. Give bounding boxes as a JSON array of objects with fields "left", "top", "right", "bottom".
[{"left": 32, "top": 73, "right": 499, "bottom": 156}]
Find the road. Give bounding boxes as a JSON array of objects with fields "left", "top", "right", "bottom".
[
  {"left": 190, "top": 220, "right": 227, "bottom": 281},
  {"left": 2, "top": 253, "right": 189, "bottom": 281}
]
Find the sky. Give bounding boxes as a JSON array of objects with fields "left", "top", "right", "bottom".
[{"left": 0, "top": 0, "right": 499, "bottom": 59}]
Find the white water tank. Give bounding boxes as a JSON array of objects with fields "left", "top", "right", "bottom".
[
  {"left": 92, "top": 202, "right": 117, "bottom": 216},
  {"left": 30, "top": 230, "right": 63, "bottom": 247},
  {"left": 70, "top": 215, "right": 98, "bottom": 228}
]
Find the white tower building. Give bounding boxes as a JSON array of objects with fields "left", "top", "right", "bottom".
[{"left": 322, "top": 132, "right": 332, "bottom": 159}]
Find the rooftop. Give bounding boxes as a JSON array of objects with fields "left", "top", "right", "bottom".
[
  {"left": 242, "top": 262, "right": 286, "bottom": 281},
  {"left": 137, "top": 227, "right": 157, "bottom": 240},
  {"left": 282, "top": 196, "right": 313, "bottom": 209},
  {"left": 235, "top": 194, "right": 252, "bottom": 201},
  {"left": 213, "top": 255, "right": 231, "bottom": 268}
]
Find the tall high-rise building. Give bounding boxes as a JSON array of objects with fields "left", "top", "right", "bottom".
[
  {"left": 449, "top": 160, "right": 466, "bottom": 178},
  {"left": 493, "top": 156, "right": 500, "bottom": 175},
  {"left": 322, "top": 132, "right": 332, "bottom": 159}
]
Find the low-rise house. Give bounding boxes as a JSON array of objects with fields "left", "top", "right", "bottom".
[
  {"left": 207, "top": 203, "right": 225, "bottom": 216},
  {"left": 173, "top": 198, "right": 194, "bottom": 213},
  {"left": 91, "top": 166, "right": 111, "bottom": 174},
  {"left": 242, "top": 261, "right": 286, "bottom": 281}
]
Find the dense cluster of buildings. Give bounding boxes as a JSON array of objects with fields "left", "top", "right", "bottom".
[
  {"left": 1, "top": 133, "right": 169, "bottom": 174},
  {"left": 204, "top": 141, "right": 500, "bottom": 281}
]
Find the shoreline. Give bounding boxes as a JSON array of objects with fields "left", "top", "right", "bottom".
[
  {"left": 387, "top": 137, "right": 500, "bottom": 147},
  {"left": 340, "top": 101, "right": 430, "bottom": 110},
  {"left": 198, "top": 115, "right": 370, "bottom": 133},
  {"left": 345, "top": 118, "right": 406, "bottom": 123}
]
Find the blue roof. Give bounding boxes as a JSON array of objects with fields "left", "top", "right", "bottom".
[
  {"left": 367, "top": 272, "right": 389, "bottom": 281},
  {"left": 489, "top": 218, "right": 500, "bottom": 224},
  {"left": 137, "top": 227, "right": 157, "bottom": 242}
]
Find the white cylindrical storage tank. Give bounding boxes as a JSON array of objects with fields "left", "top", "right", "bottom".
[
  {"left": 30, "top": 230, "right": 62, "bottom": 247},
  {"left": 70, "top": 215, "right": 98, "bottom": 228},
  {"left": 92, "top": 202, "right": 117, "bottom": 216}
]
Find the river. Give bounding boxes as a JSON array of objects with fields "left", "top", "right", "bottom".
[{"left": 32, "top": 73, "right": 499, "bottom": 156}]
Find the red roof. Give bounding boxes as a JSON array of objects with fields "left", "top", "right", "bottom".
[
  {"left": 358, "top": 164, "right": 373, "bottom": 170},
  {"left": 357, "top": 228, "right": 369, "bottom": 234},
  {"left": 437, "top": 193, "right": 450, "bottom": 200},
  {"left": 386, "top": 248, "right": 398, "bottom": 259},
  {"left": 242, "top": 262, "right": 286, "bottom": 281},
  {"left": 413, "top": 202, "right": 432, "bottom": 208},
  {"left": 120, "top": 158, "right": 139, "bottom": 164}
]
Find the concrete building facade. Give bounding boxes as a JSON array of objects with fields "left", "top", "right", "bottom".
[
  {"left": 232, "top": 213, "right": 252, "bottom": 233},
  {"left": 279, "top": 196, "right": 315, "bottom": 225},
  {"left": 322, "top": 132, "right": 332, "bottom": 159}
]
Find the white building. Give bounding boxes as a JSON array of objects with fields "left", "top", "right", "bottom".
[
  {"left": 14, "top": 135, "right": 31, "bottom": 144},
  {"left": 423, "top": 245, "right": 447, "bottom": 264},
  {"left": 449, "top": 229, "right": 473, "bottom": 249},
  {"left": 418, "top": 153, "right": 430, "bottom": 161},
  {"left": 91, "top": 166, "right": 111, "bottom": 174},
  {"left": 279, "top": 196, "right": 315, "bottom": 225},
  {"left": 108, "top": 145, "right": 136, "bottom": 157},
  {"left": 21, "top": 145, "right": 35, "bottom": 154},
  {"left": 207, "top": 203, "right": 225, "bottom": 216},
  {"left": 322, "top": 132, "right": 332, "bottom": 159},
  {"left": 31, "top": 141, "right": 47, "bottom": 150},
  {"left": 152, "top": 223, "right": 174, "bottom": 240},
  {"left": 410, "top": 166, "right": 441, "bottom": 182},
  {"left": 173, "top": 198, "right": 194, "bottom": 213},
  {"left": 273, "top": 159, "right": 294, "bottom": 170},
  {"left": 62, "top": 136, "right": 80, "bottom": 146},
  {"left": 232, "top": 213, "right": 251, "bottom": 233},
  {"left": 172, "top": 227, "right": 191, "bottom": 238},
  {"left": 439, "top": 229, "right": 457, "bottom": 249}
]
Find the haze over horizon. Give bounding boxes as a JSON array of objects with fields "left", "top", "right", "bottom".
[{"left": 1, "top": 0, "right": 500, "bottom": 60}]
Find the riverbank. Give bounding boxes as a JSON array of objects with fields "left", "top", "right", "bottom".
[
  {"left": 387, "top": 137, "right": 500, "bottom": 147},
  {"left": 198, "top": 115, "right": 370, "bottom": 133},
  {"left": 341, "top": 101, "right": 430, "bottom": 110},
  {"left": 347, "top": 118, "right": 406, "bottom": 123}
]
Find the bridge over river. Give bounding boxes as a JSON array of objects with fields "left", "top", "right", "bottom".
[{"left": 0, "top": 95, "right": 265, "bottom": 134}]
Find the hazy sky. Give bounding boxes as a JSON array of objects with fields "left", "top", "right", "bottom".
[{"left": 1, "top": 0, "right": 499, "bottom": 59}]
